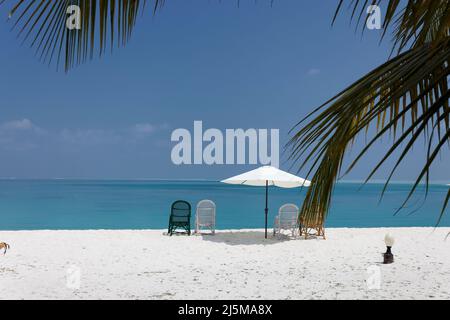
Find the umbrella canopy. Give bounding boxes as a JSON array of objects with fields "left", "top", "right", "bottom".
[
  {"left": 221, "top": 166, "right": 311, "bottom": 238},
  {"left": 222, "top": 165, "right": 311, "bottom": 188}
]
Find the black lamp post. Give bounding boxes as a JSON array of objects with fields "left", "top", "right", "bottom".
[{"left": 383, "top": 233, "right": 395, "bottom": 264}]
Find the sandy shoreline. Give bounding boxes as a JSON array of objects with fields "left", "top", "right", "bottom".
[{"left": 1, "top": 227, "right": 450, "bottom": 300}]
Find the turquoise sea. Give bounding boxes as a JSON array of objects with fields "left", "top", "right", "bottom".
[{"left": 0, "top": 180, "right": 448, "bottom": 230}]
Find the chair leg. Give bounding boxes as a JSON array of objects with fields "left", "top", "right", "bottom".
[{"left": 273, "top": 220, "right": 279, "bottom": 237}]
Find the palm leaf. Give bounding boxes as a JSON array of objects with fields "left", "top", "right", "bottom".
[
  {"left": 2, "top": 0, "right": 165, "bottom": 72},
  {"left": 289, "top": 0, "right": 450, "bottom": 226}
]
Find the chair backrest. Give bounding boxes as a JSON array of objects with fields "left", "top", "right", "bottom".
[
  {"left": 278, "top": 203, "right": 299, "bottom": 227},
  {"left": 196, "top": 200, "right": 216, "bottom": 223},
  {"left": 171, "top": 200, "right": 191, "bottom": 222}
]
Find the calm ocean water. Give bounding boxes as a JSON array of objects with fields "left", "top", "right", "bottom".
[{"left": 0, "top": 180, "right": 448, "bottom": 230}]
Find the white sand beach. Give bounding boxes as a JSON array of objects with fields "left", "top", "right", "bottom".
[{"left": 1, "top": 227, "right": 450, "bottom": 300}]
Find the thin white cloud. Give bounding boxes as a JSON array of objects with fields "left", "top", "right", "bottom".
[
  {"left": 131, "top": 122, "right": 169, "bottom": 138},
  {"left": 60, "top": 129, "right": 123, "bottom": 145},
  {"left": 0, "top": 119, "right": 169, "bottom": 151},
  {"left": 307, "top": 68, "right": 321, "bottom": 76},
  {"left": 0, "top": 119, "right": 46, "bottom": 151},
  {"left": 59, "top": 123, "right": 169, "bottom": 146},
  {"left": 133, "top": 123, "right": 156, "bottom": 135},
  {"left": 2, "top": 119, "right": 33, "bottom": 130},
  {"left": 0, "top": 118, "right": 45, "bottom": 134}
]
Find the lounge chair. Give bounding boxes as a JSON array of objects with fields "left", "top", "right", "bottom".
[
  {"left": 273, "top": 203, "right": 299, "bottom": 238},
  {"left": 167, "top": 200, "right": 191, "bottom": 236},
  {"left": 195, "top": 200, "right": 216, "bottom": 235},
  {"left": 299, "top": 215, "right": 326, "bottom": 239}
]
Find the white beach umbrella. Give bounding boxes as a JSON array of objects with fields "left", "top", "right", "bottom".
[{"left": 221, "top": 165, "right": 311, "bottom": 238}]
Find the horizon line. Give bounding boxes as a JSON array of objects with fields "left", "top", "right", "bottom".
[{"left": 0, "top": 177, "right": 448, "bottom": 185}]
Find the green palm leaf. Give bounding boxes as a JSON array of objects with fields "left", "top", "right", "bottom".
[
  {"left": 1, "top": 0, "right": 164, "bottom": 71},
  {"left": 289, "top": 0, "right": 450, "bottom": 226}
]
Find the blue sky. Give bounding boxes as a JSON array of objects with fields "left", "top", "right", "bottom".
[{"left": 0, "top": 0, "right": 449, "bottom": 182}]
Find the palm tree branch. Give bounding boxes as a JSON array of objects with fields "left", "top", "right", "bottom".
[
  {"left": 2, "top": 0, "right": 165, "bottom": 71},
  {"left": 289, "top": 30, "right": 450, "bottom": 225}
]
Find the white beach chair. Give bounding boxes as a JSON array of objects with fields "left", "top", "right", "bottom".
[
  {"left": 195, "top": 200, "right": 216, "bottom": 235},
  {"left": 273, "top": 203, "right": 299, "bottom": 238}
]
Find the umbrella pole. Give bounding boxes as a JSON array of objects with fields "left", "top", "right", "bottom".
[{"left": 265, "top": 180, "right": 268, "bottom": 239}]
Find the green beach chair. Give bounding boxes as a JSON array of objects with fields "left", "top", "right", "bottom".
[{"left": 168, "top": 200, "right": 192, "bottom": 236}]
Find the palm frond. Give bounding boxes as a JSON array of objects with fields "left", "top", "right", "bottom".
[
  {"left": 2, "top": 0, "right": 165, "bottom": 72},
  {"left": 334, "top": 0, "right": 450, "bottom": 52},
  {"left": 290, "top": 0, "right": 450, "bottom": 226}
]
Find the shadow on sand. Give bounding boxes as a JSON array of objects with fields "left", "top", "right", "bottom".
[{"left": 199, "top": 230, "right": 298, "bottom": 246}]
